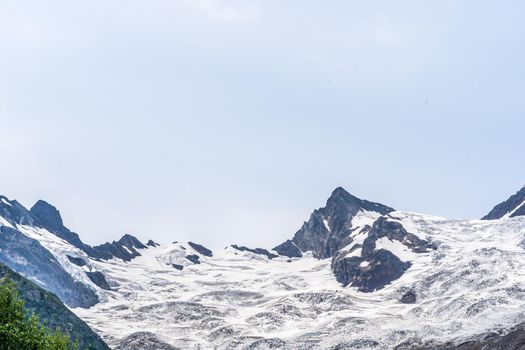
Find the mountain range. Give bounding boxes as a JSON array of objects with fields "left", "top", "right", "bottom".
[{"left": 1, "top": 185, "right": 525, "bottom": 349}]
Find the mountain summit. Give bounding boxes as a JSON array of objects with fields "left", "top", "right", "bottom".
[
  {"left": 273, "top": 187, "right": 394, "bottom": 259},
  {"left": 482, "top": 186, "right": 525, "bottom": 220}
]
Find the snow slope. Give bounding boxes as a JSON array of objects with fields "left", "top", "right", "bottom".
[
  {"left": 3, "top": 186, "right": 525, "bottom": 350},
  {"left": 16, "top": 211, "right": 525, "bottom": 349}
]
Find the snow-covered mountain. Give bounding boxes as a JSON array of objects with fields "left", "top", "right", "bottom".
[{"left": 2, "top": 187, "right": 525, "bottom": 349}]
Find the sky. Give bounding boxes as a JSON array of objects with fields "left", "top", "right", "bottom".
[{"left": 1, "top": 0, "right": 524, "bottom": 248}]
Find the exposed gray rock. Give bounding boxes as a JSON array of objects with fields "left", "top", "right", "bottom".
[
  {"left": 400, "top": 291, "right": 417, "bottom": 304},
  {"left": 362, "top": 217, "right": 432, "bottom": 257},
  {"left": 185, "top": 254, "right": 201, "bottom": 264},
  {"left": 231, "top": 244, "right": 278, "bottom": 259},
  {"left": 482, "top": 186, "right": 525, "bottom": 220},
  {"left": 30, "top": 200, "right": 98, "bottom": 256},
  {"left": 146, "top": 239, "right": 159, "bottom": 247},
  {"left": 67, "top": 255, "right": 87, "bottom": 267},
  {"left": 275, "top": 187, "right": 394, "bottom": 259},
  {"left": 171, "top": 264, "right": 184, "bottom": 270},
  {"left": 92, "top": 234, "right": 147, "bottom": 262},
  {"left": 332, "top": 250, "right": 410, "bottom": 292},
  {"left": 272, "top": 240, "right": 303, "bottom": 258},
  {"left": 188, "top": 241, "right": 213, "bottom": 257},
  {"left": 331, "top": 217, "right": 433, "bottom": 291},
  {"left": 86, "top": 271, "right": 111, "bottom": 290},
  {"left": 0, "top": 195, "right": 39, "bottom": 227},
  {"left": 30, "top": 199, "right": 148, "bottom": 262}
]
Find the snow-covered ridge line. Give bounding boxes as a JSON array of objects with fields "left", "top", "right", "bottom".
[{"left": 2, "top": 185, "right": 525, "bottom": 349}]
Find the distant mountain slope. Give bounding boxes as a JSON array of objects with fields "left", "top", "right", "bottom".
[
  {"left": 482, "top": 186, "right": 525, "bottom": 220},
  {"left": 0, "top": 195, "right": 154, "bottom": 308},
  {"left": 30, "top": 200, "right": 148, "bottom": 261},
  {"left": 4, "top": 187, "right": 525, "bottom": 349},
  {"left": 0, "top": 263, "right": 110, "bottom": 350},
  {"left": 0, "top": 222, "right": 99, "bottom": 308},
  {"left": 72, "top": 214, "right": 525, "bottom": 349}
]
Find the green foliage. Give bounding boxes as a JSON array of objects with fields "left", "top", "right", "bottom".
[{"left": 0, "top": 279, "right": 77, "bottom": 350}]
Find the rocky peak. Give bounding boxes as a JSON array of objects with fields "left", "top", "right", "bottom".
[
  {"left": 273, "top": 187, "right": 395, "bottom": 259},
  {"left": 92, "top": 234, "right": 147, "bottom": 262},
  {"left": 482, "top": 186, "right": 525, "bottom": 220},
  {"left": 30, "top": 200, "right": 64, "bottom": 232},
  {"left": 24, "top": 198, "right": 147, "bottom": 263},
  {"left": 118, "top": 234, "right": 147, "bottom": 250},
  {"left": 29, "top": 199, "right": 95, "bottom": 256},
  {"left": 327, "top": 187, "right": 394, "bottom": 216},
  {"left": 0, "top": 195, "right": 39, "bottom": 227}
]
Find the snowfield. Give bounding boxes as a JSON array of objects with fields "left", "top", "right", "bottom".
[{"left": 19, "top": 211, "right": 525, "bottom": 349}]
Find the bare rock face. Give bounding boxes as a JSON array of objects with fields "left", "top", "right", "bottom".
[
  {"left": 400, "top": 291, "right": 417, "bottom": 304},
  {"left": 272, "top": 187, "right": 434, "bottom": 291},
  {"left": 272, "top": 240, "right": 302, "bottom": 258},
  {"left": 86, "top": 271, "right": 111, "bottom": 290},
  {"left": 332, "top": 249, "right": 411, "bottom": 292},
  {"left": 274, "top": 187, "right": 394, "bottom": 259},
  {"left": 188, "top": 242, "right": 213, "bottom": 257},
  {"left": 482, "top": 186, "right": 525, "bottom": 220},
  {"left": 332, "top": 217, "right": 433, "bottom": 292},
  {"left": 231, "top": 245, "right": 278, "bottom": 259},
  {"left": 30, "top": 199, "right": 148, "bottom": 262},
  {"left": 0, "top": 195, "right": 39, "bottom": 227}
]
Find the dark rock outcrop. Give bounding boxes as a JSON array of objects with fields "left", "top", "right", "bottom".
[
  {"left": 400, "top": 290, "right": 417, "bottom": 304},
  {"left": 0, "top": 263, "right": 110, "bottom": 350},
  {"left": 188, "top": 242, "right": 213, "bottom": 257},
  {"left": 271, "top": 187, "right": 434, "bottom": 290},
  {"left": 29, "top": 199, "right": 147, "bottom": 262},
  {"left": 172, "top": 264, "right": 184, "bottom": 271},
  {"left": 67, "top": 255, "right": 87, "bottom": 267},
  {"left": 92, "top": 234, "right": 147, "bottom": 262},
  {"left": 362, "top": 218, "right": 432, "bottom": 257},
  {"left": 30, "top": 200, "right": 97, "bottom": 256},
  {"left": 86, "top": 271, "right": 111, "bottom": 290},
  {"left": 231, "top": 245, "right": 278, "bottom": 259},
  {"left": 274, "top": 187, "right": 394, "bottom": 259},
  {"left": 186, "top": 254, "right": 201, "bottom": 264},
  {"left": 482, "top": 186, "right": 525, "bottom": 220},
  {"left": 332, "top": 249, "right": 411, "bottom": 292},
  {"left": 147, "top": 239, "right": 159, "bottom": 247},
  {"left": 0, "top": 195, "right": 39, "bottom": 227},
  {"left": 273, "top": 240, "right": 303, "bottom": 258},
  {"left": 331, "top": 218, "right": 432, "bottom": 291}
]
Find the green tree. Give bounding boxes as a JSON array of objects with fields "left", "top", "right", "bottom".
[{"left": 0, "top": 279, "right": 77, "bottom": 350}]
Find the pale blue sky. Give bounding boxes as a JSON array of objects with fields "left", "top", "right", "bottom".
[{"left": 1, "top": 1, "right": 524, "bottom": 248}]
